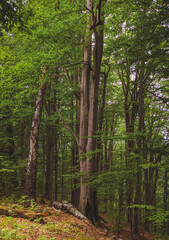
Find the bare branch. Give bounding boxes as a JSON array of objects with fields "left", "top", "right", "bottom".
[{"left": 55, "top": 104, "right": 79, "bottom": 146}]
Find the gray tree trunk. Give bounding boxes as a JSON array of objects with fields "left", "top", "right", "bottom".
[
  {"left": 25, "top": 70, "right": 46, "bottom": 200},
  {"left": 79, "top": 0, "right": 104, "bottom": 223}
]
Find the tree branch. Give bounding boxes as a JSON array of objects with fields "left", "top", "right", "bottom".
[
  {"left": 65, "top": 69, "right": 80, "bottom": 100},
  {"left": 55, "top": 104, "right": 79, "bottom": 146},
  {"left": 145, "top": 88, "right": 169, "bottom": 107}
]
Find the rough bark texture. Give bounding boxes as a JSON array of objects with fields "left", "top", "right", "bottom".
[
  {"left": 79, "top": 0, "right": 104, "bottom": 223},
  {"left": 78, "top": 0, "right": 92, "bottom": 215},
  {"left": 53, "top": 201, "right": 88, "bottom": 221},
  {"left": 25, "top": 71, "right": 46, "bottom": 200}
]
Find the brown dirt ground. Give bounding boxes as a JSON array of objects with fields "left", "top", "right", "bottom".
[{"left": 0, "top": 204, "right": 156, "bottom": 240}]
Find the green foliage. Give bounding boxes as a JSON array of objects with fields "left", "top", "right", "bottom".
[
  {"left": 148, "top": 209, "right": 169, "bottom": 232},
  {"left": 0, "top": 0, "right": 168, "bottom": 237}
]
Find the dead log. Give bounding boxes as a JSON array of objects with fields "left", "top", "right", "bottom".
[{"left": 52, "top": 201, "right": 88, "bottom": 221}]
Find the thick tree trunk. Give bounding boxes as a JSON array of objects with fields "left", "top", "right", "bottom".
[
  {"left": 88, "top": 16, "right": 103, "bottom": 223},
  {"left": 79, "top": 0, "right": 104, "bottom": 223},
  {"left": 25, "top": 70, "right": 46, "bottom": 200}
]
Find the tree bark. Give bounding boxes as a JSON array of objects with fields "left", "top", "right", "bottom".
[
  {"left": 25, "top": 69, "right": 47, "bottom": 200},
  {"left": 54, "top": 136, "right": 58, "bottom": 201},
  {"left": 45, "top": 126, "right": 55, "bottom": 201},
  {"left": 79, "top": 0, "right": 104, "bottom": 223},
  {"left": 134, "top": 40, "right": 145, "bottom": 235},
  {"left": 78, "top": 0, "right": 92, "bottom": 215},
  {"left": 97, "top": 71, "right": 108, "bottom": 171},
  {"left": 71, "top": 74, "right": 80, "bottom": 208}
]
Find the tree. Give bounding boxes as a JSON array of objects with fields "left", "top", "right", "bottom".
[
  {"left": 78, "top": 0, "right": 104, "bottom": 222},
  {"left": 25, "top": 67, "right": 47, "bottom": 200},
  {"left": 0, "top": 0, "right": 169, "bottom": 236}
]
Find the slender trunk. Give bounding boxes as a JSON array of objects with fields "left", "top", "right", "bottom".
[
  {"left": 163, "top": 169, "right": 168, "bottom": 234},
  {"left": 134, "top": 70, "right": 144, "bottom": 234},
  {"left": 54, "top": 136, "right": 58, "bottom": 201},
  {"left": 25, "top": 70, "right": 46, "bottom": 200},
  {"left": 19, "top": 121, "right": 29, "bottom": 188},
  {"left": 121, "top": 75, "right": 135, "bottom": 227},
  {"left": 108, "top": 139, "right": 113, "bottom": 170},
  {"left": 78, "top": 0, "right": 92, "bottom": 215},
  {"left": 6, "top": 122, "right": 18, "bottom": 188},
  {"left": 71, "top": 75, "right": 80, "bottom": 208},
  {"left": 108, "top": 118, "right": 115, "bottom": 170},
  {"left": 61, "top": 141, "right": 65, "bottom": 200},
  {"left": 104, "top": 121, "right": 108, "bottom": 171},
  {"left": 124, "top": 103, "right": 134, "bottom": 227},
  {"left": 117, "top": 179, "right": 124, "bottom": 238},
  {"left": 45, "top": 125, "right": 54, "bottom": 201},
  {"left": 97, "top": 71, "right": 108, "bottom": 171},
  {"left": 144, "top": 165, "right": 150, "bottom": 230},
  {"left": 164, "top": 169, "right": 168, "bottom": 211}
]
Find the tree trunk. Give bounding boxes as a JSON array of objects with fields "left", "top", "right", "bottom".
[
  {"left": 25, "top": 69, "right": 46, "bottom": 200},
  {"left": 54, "top": 136, "right": 58, "bottom": 201},
  {"left": 164, "top": 169, "right": 168, "bottom": 211},
  {"left": 97, "top": 71, "right": 109, "bottom": 171},
  {"left": 78, "top": 0, "right": 92, "bottom": 215},
  {"left": 19, "top": 121, "right": 29, "bottom": 188},
  {"left": 104, "top": 121, "right": 108, "bottom": 171},
  {"left": 71, "top": 75, "right": 80, "bottom": 208},
  {"left": 134, "top": 41, "right": 145, "bottom": 234},
  {"left": 45, "top": 125, "right": 55, "bottom": 201},
  {"left": 6, "top": 117, "right": 18, "bottom": 188},
  {"left": 79, "top": 0, "right": 104, "bottom": 223},
  {"left": 61, "top": 140, "right": 65, "bottom": 201},
  {"left": 123, "top": 86, "right": 135, "bottom": 227},
  {"left": 163, "top": 169, "right": 168, "bottom": 234}
]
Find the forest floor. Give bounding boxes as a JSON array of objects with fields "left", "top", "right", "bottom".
[{"left": 0, "top": 200, "right": 156, "bottom": 240}]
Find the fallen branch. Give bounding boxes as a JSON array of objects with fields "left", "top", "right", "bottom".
[{"left": 53, "top": 201, "right": 88, "bottom": 221}]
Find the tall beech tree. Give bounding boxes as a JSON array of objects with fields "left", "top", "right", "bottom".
[{"left": 78, "top": 0, "right": 104, "bottom": 222}]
